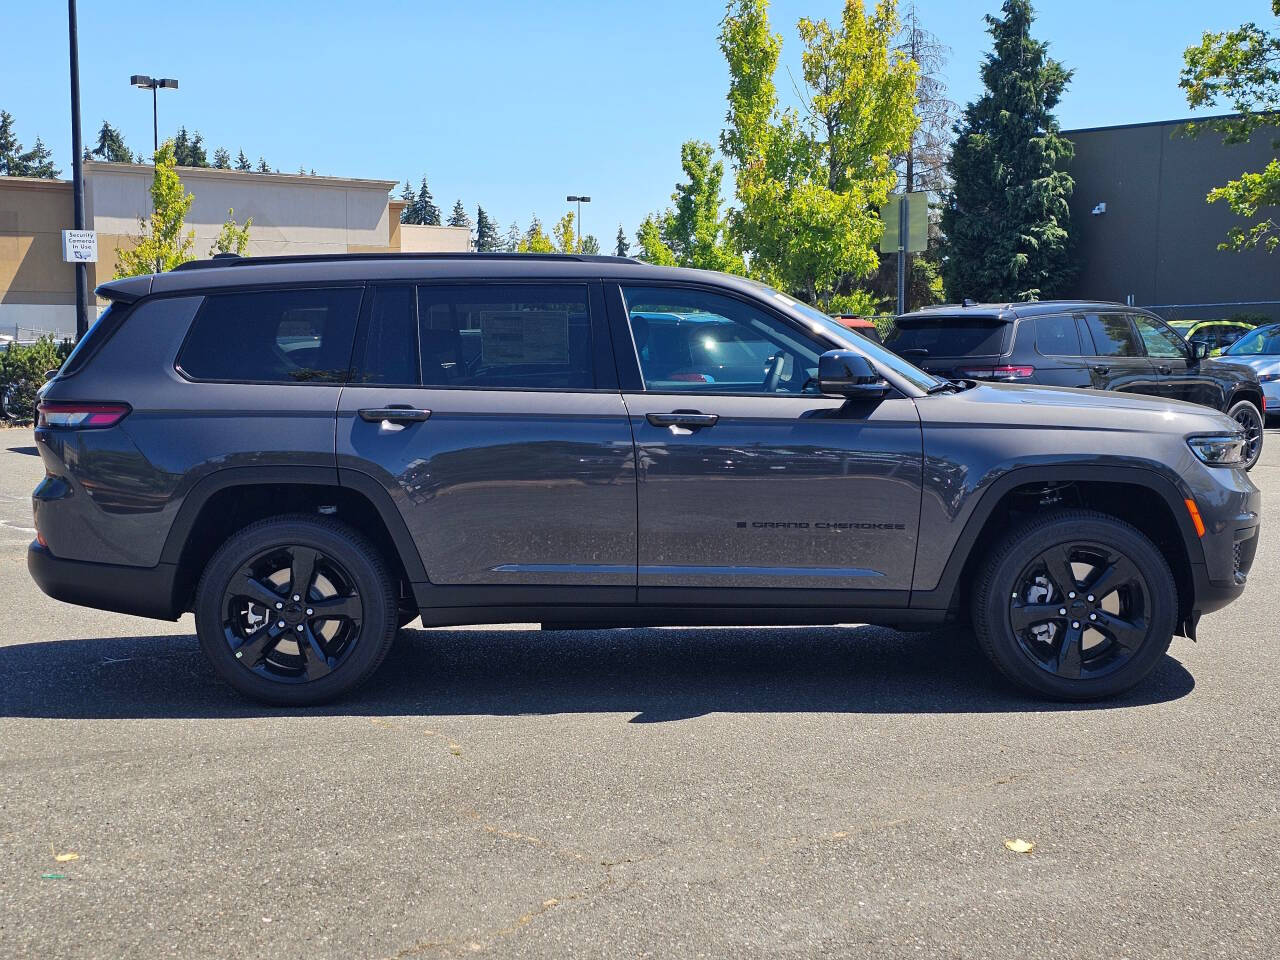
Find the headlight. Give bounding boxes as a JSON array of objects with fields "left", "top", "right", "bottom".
[{"left": 1187, "top": 434, "right": 1248, "bottom": 466}]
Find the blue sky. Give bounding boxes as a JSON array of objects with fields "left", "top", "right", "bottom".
[{"left": 2, "top": 1, "right": 1265, "bottom": 246}]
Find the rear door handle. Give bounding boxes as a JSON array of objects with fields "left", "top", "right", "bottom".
[
  {"left": 358, "top": 407, "right": 432, "bottom": 423},
  {"left": 646, "top": 412, "right": 719, "bottom": 428}
]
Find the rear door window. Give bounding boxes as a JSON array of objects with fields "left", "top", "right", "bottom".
[
  {"left": 885, "top": 316, "right": 1010, "bottom": 358},
  {"left": 417, "top": 284, "right": 594, "bottom": 389},
  {"left": 1033, "top": 314, "right": 1083, "bottom": 356},
  {"left": 178, "top": 288, "right": 363, "bottom": 383},
  {"left": 1081, "top": 312, "right": 1141, "bottom": 358}
]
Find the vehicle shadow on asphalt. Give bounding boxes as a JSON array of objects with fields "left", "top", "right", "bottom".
[{"left": 0, "top": 624, "right": 1194, "bottom": 720}]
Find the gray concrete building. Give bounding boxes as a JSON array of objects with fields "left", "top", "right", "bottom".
[{"left": 1064, "top": 116, "right": 1279, "bottom": 323}]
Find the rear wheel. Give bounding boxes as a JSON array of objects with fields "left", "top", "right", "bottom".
[
  {"left": 1227, "top": 399, "right": 1264, "bottom": 470},
  {"left": 195, "top": 516, "right": 397, "bottom": 706},
  {"left": 971, "top": 510, "right": 1177, "bottom": 700}
]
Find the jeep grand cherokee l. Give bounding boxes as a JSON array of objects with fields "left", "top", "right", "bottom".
[
  {"left": 29, "top": 254, "right": 1261, "bottom": 705},
  {"left": 885, "top": 301, "right": 1266, "bottom": 469}
]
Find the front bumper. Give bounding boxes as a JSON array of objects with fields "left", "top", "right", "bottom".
[{"left": 28, "top": 541, "right": 183, "bottom": 621}]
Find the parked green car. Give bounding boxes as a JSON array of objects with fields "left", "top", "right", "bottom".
[{"left": 1169, "top": 319, "right": 1255, "bottom": 356}]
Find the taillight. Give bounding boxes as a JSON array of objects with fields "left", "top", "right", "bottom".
[
  {"left": 36, "top": 402, "right": 131, "bottom": 429},
  {"left": 957, "top": 365, "right": 1035, "bottom": 381}
]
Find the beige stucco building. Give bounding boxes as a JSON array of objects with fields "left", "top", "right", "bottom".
[{"left": 0, "top": 162, "right": 471, "bottom": 338}]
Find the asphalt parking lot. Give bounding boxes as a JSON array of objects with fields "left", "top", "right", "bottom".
[{"left": 1, "top": 426, "right": 1277, "bottom": 960}]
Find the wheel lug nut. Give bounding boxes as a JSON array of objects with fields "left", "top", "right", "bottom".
[
  {"left": 306, "top": 608, "right": 313, "bottom": 616},
  {"left": 1058, "top": 608, "right": 1067, "bottom": 615},
  {"left": 293, "top": 595, "right": 300, "bottom": 602},
  {"left": 1072, "top": 621, "right": 1081, "bottom": 629},
  {"left": 296, "top": 624, "right": 304, "bottom": 632},
  {"left": 1087, "top": 595, "right": 1095, "bottom": 603},
  {"left": 1089, "top": 613, "right": 1097, "bottom": 621},
  {"left": 275, "top": 602, "right": 283, "bottom": 610},
  {"left": 1068, "top": 592, "right": 1076, "bottom": 599}
]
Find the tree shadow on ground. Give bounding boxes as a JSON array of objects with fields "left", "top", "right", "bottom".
[{"left": 0, "top": 623, "right": 1194, "bottom": 721}]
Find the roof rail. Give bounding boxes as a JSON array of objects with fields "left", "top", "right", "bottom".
[{"left": 169, "top": 251, "right": 641, "bottom": 272}]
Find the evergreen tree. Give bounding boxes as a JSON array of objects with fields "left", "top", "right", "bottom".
[
  {"left": 505, "top": 221, "right": 521, "bottom": 252},
  {"left": 417, "top": 177, "right": 440, "bottom": 225},
  {"left": 89, "top": 121, "right": 132, "bottom": 163},
  {"left": 580, "top": 234, "right": 601, "bottom": 255},
  {"left": 447, "top": 199, "right": 471, "bottom": 229},
  {"left": 475, "top": 206, "right": 502, "bottom": 251},
  {"left": 257, "top": 157, "right": 271, "bottom": 173},
  {"left": 172, "top": 127, "right": 209, "bottom": 167},
  {"left": 399, "top": 181, "right": 418, "bottom": 223},
  {"left": 614, "top": 224, "right": 630, "bottom": 258},
  {"left": 235, "top": 149, "right": 252, "bottom": 172},
  {"left": 940, "top": 0, "right": 1075, "bottom": 301},
  {"left": 0, "top": 110, "right": 23, "bottom": 175},
  {"left": 16, "top": 137, "right": 59, "bottom": 178},
  {"left": 212, "top": 147, "right": 232, "bottom": 169}
]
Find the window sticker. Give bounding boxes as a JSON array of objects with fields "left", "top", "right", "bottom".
[{"left": 479, "top": 311, "right": 570, "bottom": 364}]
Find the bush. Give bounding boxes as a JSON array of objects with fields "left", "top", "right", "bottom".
[
  {"left": 1228, "top": 312, "right": 1272, "bottom": 327},
  {"left": 1, "top": 336, "right": 71, "bottom": 423}
]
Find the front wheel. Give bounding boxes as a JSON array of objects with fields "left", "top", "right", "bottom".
[
  {"left": 195, "top": 516, "right": 398, "bottom": 706},
  {"left": 971, "top": 510, "right": 1177, "bottom": 701},
  {"left": 1226, "top": 399, "right": 1264, "bottom": 471}
]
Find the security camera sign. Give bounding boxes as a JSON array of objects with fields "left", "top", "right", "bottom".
[{"left": 61, "top": 230, "right": 97, "bottom": 263}]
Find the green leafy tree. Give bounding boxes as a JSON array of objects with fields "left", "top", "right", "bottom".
[
  {"left": 662, "top": 140, "right": 743, "bottom": 273},
  {"left": 447, "top": 199, "right": 472, "bottom": 230},
  {"left": 580, "top": 234, "right": 601, "bottom": 255},
  {"left": 552, "top": 212, "right": 577, "bottom": 253},
  {"left": 212, "top": 146, "right": 232, "bottom": 169},
  {"left": 475, "top": 206, "right": 502, "bottom": 252},
  {"left": 173, "top": 127, "right": 209, "bottom": 167},
  {"left": 719, "top": 0, "right": 917, "bottom": 308},
  {"left": 614, "top": 224, "right": 631, "bottom": 257},
  {"left": 940, "top": 0, "right": 1075, "bottom": 301},
  {"left": 1181, "top": 0, "right": 1280, "bottom": 252},
  {"left": 114, "top": 141, "right": 195, "bottom": 277},
  {"left": 235, "top": 149, "right": 252, "bottom": 172},
  {"left": 517, "top": 215, "right": 556, "bottom": 253},
  {"left": 89, "top": 121, "right": 132, "bottom": 163},
  {"left": 635, "top": 214, "right": 677, "bottom": 265},
  {"left": 0, "top": 336, "right": 67, "bottom": 423},
  {"left": 210, "top": 208, "right": 252, "bottom": 256}
]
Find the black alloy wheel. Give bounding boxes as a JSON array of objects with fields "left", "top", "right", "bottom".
[
  {"left": 1008, "top": 542, "right": 1149, "bottom": 681},
  {"left": 1227, "top": 400, "right": 1264, "bottom": 470},
  {"left": 222, "top": 544, "right": 364, "bottom": 683}
]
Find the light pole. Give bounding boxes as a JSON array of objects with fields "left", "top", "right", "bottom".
[
  {"left": 566, "top": 195, "right": 590, "bottom": 253},
  {"left": 68, "top": 0, "right": 88, "bottom": 339},
  {"left": 130, "top": 74, "right": 178, "bottom": 159}
]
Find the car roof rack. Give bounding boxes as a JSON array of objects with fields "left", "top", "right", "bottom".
[{"left": 170, "top": 251, "right": 641, "bottom": 271}]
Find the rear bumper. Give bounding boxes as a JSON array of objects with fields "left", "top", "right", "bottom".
[{"left": 27, "top": 541, "right": 183, "bottom": 621}]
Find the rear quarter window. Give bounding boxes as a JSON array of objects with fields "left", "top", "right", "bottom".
[
  {"left": 177, "top": 287, "right": 363, "bottom": 383},
  {"left": 885, "top": 316, "right": 1011, "bottom": 358},
  {"left": 1033, "top": 314, "right": 1084, "bottom": 356}
]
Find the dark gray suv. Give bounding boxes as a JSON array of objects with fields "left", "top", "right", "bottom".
[{"left": 28, "top": 253, "right": 1261, "bottom": 705}]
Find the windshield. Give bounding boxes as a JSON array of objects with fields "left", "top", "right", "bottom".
[
  {"left": 758, "top": 285, "right": 945, "bottom": 392},
  {"left": 1225, "top": 324, "right": 1280, "bottom": 356}
]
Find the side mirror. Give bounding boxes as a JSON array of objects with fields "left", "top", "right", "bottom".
[
  {"left": 817, "top": 350, "right": 889, "bottom": 398},
  {"left": 1190, "top": 341, "right": 1211, "bottom": 362}
]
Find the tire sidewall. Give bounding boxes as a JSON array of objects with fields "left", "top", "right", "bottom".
[
  {"left": 974, "top": 513, "right": 1177, "bottom": 700},
  {"left": 1227, "top": 399, "right": 1264, "bottom": 471},
  {"left": 195, "top": 517, "right": 397, "bottom": 706}
]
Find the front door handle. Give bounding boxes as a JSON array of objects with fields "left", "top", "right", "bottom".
[
  {"left": 1156, "top": 364, "right": 1173, "bottom": 375},
  {"left": 646, "top": 412, "right": 719, "bottom": 428},
  {"left": 1091, "top": 365, "right": 1111, "bottom": 376},
  {"left": 358, "top": 407, "right": 432, "bottom": 423}
]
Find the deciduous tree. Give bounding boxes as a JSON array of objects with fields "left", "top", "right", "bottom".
[
  {"left": 552, "top": 212, "right": 576, "bottom": 253},
  {"left": 210, "top": 208, "right": 252, "bottom": 256},
  {"left": 1181, "top": 0, "right": 1280, "bottom": 252},
  {"left": 114, "top": 141, "right": 195, "bottom": 276},
  {"left": 517, "top": 215, "right": 556, "bottom": 253},
  {"left": 940, "top": 0, "right": 1075, "bottom": 301}
]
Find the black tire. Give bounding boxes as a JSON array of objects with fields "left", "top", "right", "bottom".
[
  {"left": 195, "top": 515, "right": 398, "bottom": 706},
  {"left": 971, "top": 509, "right": 1177, "bottom": 701},
  {"left": 1226, "top": 399, "right": 1264, "bottom": 471}
]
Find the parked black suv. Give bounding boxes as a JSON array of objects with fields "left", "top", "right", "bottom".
[
  {"left": 885, "top": 302, "right": 1267, "bottom": 469},
  {"left": 29, "top": 255, "right": 1261, "bottom": 705}
]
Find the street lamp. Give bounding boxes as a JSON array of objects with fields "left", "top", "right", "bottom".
[
  {"left": 566, "top": 195, "right": 591, "bottom": 253},
  {"left": 130, "top": 74, "right": 178, "bottom": 159}
]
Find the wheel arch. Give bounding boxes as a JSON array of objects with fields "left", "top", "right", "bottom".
[
  {"left": 914, "top": 464, "right": 1202, "bottom": 630},
  {"left": 162, "top": 467, "right": 427, "bottom": 613}
]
